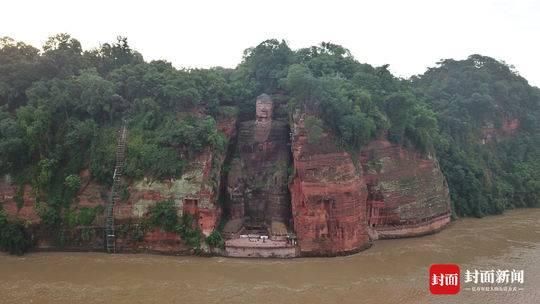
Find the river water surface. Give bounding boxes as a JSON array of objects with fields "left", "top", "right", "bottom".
[{"left": 1, "top": 209, "right": 539, "bottom": 304}]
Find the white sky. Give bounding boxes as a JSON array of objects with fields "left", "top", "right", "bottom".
[{"left": 1, "top": 0, "right": 539, "bottom": 86}]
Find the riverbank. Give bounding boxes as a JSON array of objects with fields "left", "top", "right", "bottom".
[
  {"left": 1, "top": 209, "right": 538, "bottom": 304},
  {"left": 17, "top": 213, "right": 451, "bottom": 258}
]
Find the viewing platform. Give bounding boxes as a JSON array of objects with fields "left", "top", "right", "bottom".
[{"left": 222, "top": 218, "right": 299, "bottom": 258}]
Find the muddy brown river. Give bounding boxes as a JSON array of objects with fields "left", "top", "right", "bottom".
[{"left": 1, "top": 209, "right": 539, "bottom": 304}]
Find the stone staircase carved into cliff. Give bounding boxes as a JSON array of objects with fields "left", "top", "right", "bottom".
[{"left": 105, "top": 123, "right": 128, "bottom": 253}]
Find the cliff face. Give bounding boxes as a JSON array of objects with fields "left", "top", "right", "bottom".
[
  {"left": 288, "top": 113, "right": 452, "bottom": 254},
  {"left": 0, "top": 101, "right": 453, "bottom": 256},
  {"left": 123, "top": 147, "right": 220, "bottom": 234},
  {"left": 289, "top": 113, "right": 370, "bottom": 255},
  {"left": 359, "top": 139, "right": 451, "bottom": 239},
  {"left": 0, "top": 175, "right": 190, "bottom": 253}
]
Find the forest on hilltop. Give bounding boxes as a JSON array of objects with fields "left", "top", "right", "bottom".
[{"left": 1, "top": 35, "right": 539, "bottom": 253}]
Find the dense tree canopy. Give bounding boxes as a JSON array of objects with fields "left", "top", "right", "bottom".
[
  {"left": 0, "top": 34, "right": 233, "bottom": 209},
  {"left": 0, "top": 35, "right": 538, "bottom": 225},
  {"left": 412, "top": 55, "right": 540, "bottom": 216}
]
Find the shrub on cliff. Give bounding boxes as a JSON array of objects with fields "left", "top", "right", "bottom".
[
  {"left": 36, "top": 203, "right": 63, "bottom": 230},
  {"left": 304, "top": 116, "right": 323, "bottom": 144},
  {"left": 65, "top": 207, "right": 101, "bottom": 228},
  {"left": 177, "top": 214, "right": 202, "bottom": 249},
  {"left": 205, "top": 230, "right": 225, "bottom": 249},
  {"left": 145, "top": 201, "right": 203, "bottom": 248},
  {"left": 63, "top": 174, "right": 81, "bottom": 202},
  {"left": 0, "top": 208, "right": 33, "bottom": 255},
  {"left": 147, "top": 200, "right": 178, "bottom": 232}
]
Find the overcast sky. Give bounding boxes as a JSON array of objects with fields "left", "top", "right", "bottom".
[{"left": 1, "top": 0, "right": 539, "bottom": 86}]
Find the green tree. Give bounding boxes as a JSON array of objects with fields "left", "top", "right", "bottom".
[
  {"left": 42, "top": 33, "right": 84, "bottom": 77},
  {"left": 241, "top": 39, "right": 294, "bottom": 93}
]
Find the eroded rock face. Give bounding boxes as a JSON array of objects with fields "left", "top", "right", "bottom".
[
  {"left": 124, "top": 116, "right": 238, "bottom": 236},
  {"left": 359, "top": 139, "right": 451, "bottom": 239},
  {"left": 227, "top": 94, "right": 290, "bottom": 225},
  {"left": 289, "top": 113, "right": 370, "bottom": 255},
  {"left": 288, "top": 113, "right": 452, "bottom": 254},
  {"left": 123, "top": 148, "right": 218, "bottom": 235}
]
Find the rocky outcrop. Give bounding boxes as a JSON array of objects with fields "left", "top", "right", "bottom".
[
  {"left": 289, "top": 113, "right": 370, "bottom": 256},
  {"left": 288, "top": 113, "right": 451, "bottom": 255},
  {"left": 359, "top": 139, "right": 451, "bottom": 239}
]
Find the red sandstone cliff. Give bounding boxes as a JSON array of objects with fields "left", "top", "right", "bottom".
[
  {"left": 289, "top": 113, "right": 370, "bottom": 255},
  {"left": 288, "top": 112, "right": 452, "bottom": 254},
  {"left": 359, "top": 139, "right": 451, "bottom": 239}
]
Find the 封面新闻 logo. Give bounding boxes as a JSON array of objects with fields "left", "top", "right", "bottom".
[
  {"left": 429, "top": 264, "right": 525, "bottom": 294},
  {"left": 430, "top": 264, "right": 460, "bottom": 294}
]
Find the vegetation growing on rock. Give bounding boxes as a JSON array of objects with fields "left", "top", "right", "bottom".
[
  {"left": 0, "top": 206, "right": 32, "bottom": 255},
  {"left": 0, "top": 35, "right": 539, "bottom": 254},
  {"left": 146, "top": 200, "right": 203, "bottom": 249},
  {"left": 413, "top": 56, "right": 540, "bottom": 216}
]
